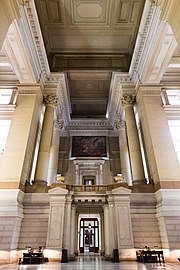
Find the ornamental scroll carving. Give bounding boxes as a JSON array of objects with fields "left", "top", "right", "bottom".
[
  {"left": 121, "top": 94, "right": 136, "bottom": 107},
  {"left": 115, "top": 120, "right": 126, "bottom": 130},
  {"left": 54, "top": 119, "right": 64, "bottom": 130},
  {"left": 43, "top": 95, "right": 58, "bottom": 107}
]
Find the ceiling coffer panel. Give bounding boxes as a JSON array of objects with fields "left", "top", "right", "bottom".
[{"left": 35, "top": 0, "right": 146, "bottom": 71}]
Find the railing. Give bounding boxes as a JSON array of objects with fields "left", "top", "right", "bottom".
[{"left": 52, "top": 182, "right": 126, "bottom": 192}]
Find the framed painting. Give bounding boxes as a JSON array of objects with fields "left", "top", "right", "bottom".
[{"left": 71, "top": 136, "right": 107, "bottom": 158}]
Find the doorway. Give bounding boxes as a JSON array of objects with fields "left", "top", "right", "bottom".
[
  {"left": 83, "top": 176, "right": 95, "bottom": 186},
  {"left": 79, "top": 218, "right": 99, "bottom": 253}
]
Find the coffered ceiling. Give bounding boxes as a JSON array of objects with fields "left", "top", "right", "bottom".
[{"left": 35, "top": 0, "right": 146, "bottom": 119}]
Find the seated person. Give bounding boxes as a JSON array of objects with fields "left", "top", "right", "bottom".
[
  {"left": 38, "top": 246, "right": 43, "bottom": 253},
  {"left": 144, "top": 246, "right": 150, "bottom": 251},
  {"left": 28, "top": 247, "right": 33, "bottom": 253}
]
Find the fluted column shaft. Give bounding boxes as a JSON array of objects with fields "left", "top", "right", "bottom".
[
  {"left": 116, "top": 120, "right": 132, "bottom": 186},
  {"left": 47, "top": 119, "right": 63, "bottom": 186},
  {"left": 122, "top": 94, "right": 145, "bottom": 184},
  {"left": 35, "top": 95, "right": 57, "bottom": 184}
]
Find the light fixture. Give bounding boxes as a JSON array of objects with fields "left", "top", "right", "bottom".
[{"left": 88, "top": 223, "right": 91, "bottom": 229}]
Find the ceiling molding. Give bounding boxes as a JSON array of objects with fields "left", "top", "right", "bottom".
[
  {"left": 129, "top": 1, "right": 158, "bottom": 83},
  {"left": 18, "top": 0, "right": 50, "bottom": 82}
]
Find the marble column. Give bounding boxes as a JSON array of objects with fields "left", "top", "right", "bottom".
[
  {"left": 103, "top": 204, "right": 110, "bottom": 258},
  {"left": 69, "top": 205, "right": 76, "bottom": 260},
  {"left": 35, "top": 95, "right": 58, "bottom": 185},
  {"left": 116, "top": 120, "right": 132, "bottom": 186},
  {"left": 121, "top": 94, "right": 145, "bottom": 184},
  {"left": 47, "top": 118, "right": 63, "bottom": 186}
]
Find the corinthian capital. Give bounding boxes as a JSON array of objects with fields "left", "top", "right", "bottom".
[
  {"left": 121, "top": 94, "right": 136, "bottom": 107},
  {"left": 43, "top": 95, "right": 58, "bottom": 107}
]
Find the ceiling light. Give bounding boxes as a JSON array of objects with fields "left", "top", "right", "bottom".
[
  {"left": 168, "top": 63, "right": 180, "bottom": 68},
  {"left": 0, "top": 62, "right": 12, "bottom": 67}
]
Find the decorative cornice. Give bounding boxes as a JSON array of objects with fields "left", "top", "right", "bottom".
[
  {"left": 121, "top": 94, "right": 136, "bottom": 107},
  {"left": 69, "top": 120, "right": 111, "bottom": 128},
  {"left": 43, "top": 94, "right": 58, "bottom": 107},
  {"left": 56, "top": 74, "right": 71, "bottom": 126},
  {"left": 129, "top": 1, "right": 157, "bottom": 83},
  {"left": 69, "top": 130, "right": 110, "bottom": 137},
  {"left": 20, "top": 0, "right": 50, "bottom": 82}
]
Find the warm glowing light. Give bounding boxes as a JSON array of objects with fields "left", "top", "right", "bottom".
[{"left": 56, "top": 174, "right": 66, "bottom": 182}]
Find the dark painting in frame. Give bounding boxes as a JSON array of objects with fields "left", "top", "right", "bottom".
[{"left": 71, "top": 136, "right": 107, "bottom": 158}]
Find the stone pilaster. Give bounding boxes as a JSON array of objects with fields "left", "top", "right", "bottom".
[
  {"left": 107, "top": 195, "right": 118, "bottom": 255},
  {"left": 35, "top": 95, "right": 58, "bottom": 185},
  {"left": 137, "top": 86, "right": 180, "bottom": 185},
  {"left": 62, "top": 192, "right": 74, "bottom": 259},
  {"left": 116, "top": 120, "right": 132, "bottom": 186},
  {"left": 46, "top": 187, "right": 68, "bottom": 261},
  {"left": 112, "top": 187, "right": 134, "bottom": 261},
  {"left": 0, "top": 85, "right": 42, "bottom": 187},
  {"left": 121, "top": 94, "right": 146, "bottom": 184},
  {"left": 103, "top": 204, "right": 110, "bottom": 259},
  {"left": 100, "top": 213, "right": 105, "bottom": 255},
  {"left": 69, "top": 205, "right": 76, "bottom": 260},
  {"left": 47, "top": 118, "right": 63, "bottom": 186}
]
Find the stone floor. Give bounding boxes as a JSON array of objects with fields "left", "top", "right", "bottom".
[{"left": 0, "top": 256, "right": 179, "bottom": 270}]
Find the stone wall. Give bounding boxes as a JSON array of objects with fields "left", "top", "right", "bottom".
[
  {"left": 130, "top": 193, "right": 161, "bottom": 249},
  {"left": 18, "top": 193, "right": 49, "bottom": 257}
]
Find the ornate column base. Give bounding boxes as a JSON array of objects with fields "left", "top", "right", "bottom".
[
  {"left": 33, "top": 180, "right": 47, "bottom": 186},
  {"left": 132, "top": 179, "right": 147, "bottom": 185}
]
